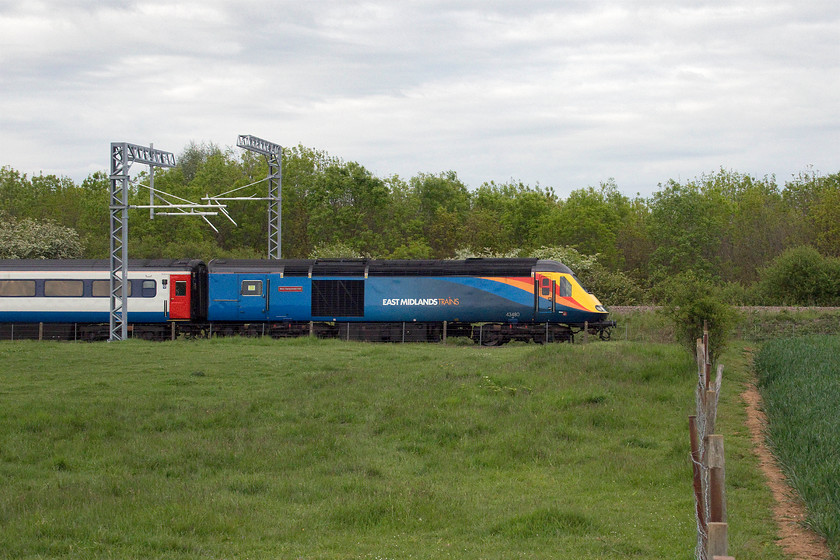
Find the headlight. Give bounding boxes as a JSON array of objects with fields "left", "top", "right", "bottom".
[{"left": 595, "top": 305, "right": 606, "bottom": 312}]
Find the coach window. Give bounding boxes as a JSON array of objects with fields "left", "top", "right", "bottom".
[
  {"left": 241, "top": 280, "right": 263, "bottom": 296},
  {"left": 559, "top": 277, "right": 572, "bottom": 298},
  {"left": 142, "top": 280, "right": 157, "bottom": 297},
  {"left": 0, "top": 280, "right": 35, "bottom": 297},
  {"left": 44, "top": 280, "right": 84, "bottom": 297},
  {"left": 92, "top": 280, "right": 132, "bottom": 297}
]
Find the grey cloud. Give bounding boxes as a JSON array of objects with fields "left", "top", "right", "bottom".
[{"left": 0, "top": 0, "right": 837, "bottom": 195}]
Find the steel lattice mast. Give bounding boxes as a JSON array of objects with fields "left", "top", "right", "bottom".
[
  {"left": 109, "top": 142, "right": 177, "bottom": 341},
  {"left": 237, "top": 135, "right": 283, "bottom": 259}
]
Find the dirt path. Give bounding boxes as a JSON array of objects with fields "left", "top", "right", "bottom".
[{"left": 741, "top": 383, "right": 831, "bottom": 559}]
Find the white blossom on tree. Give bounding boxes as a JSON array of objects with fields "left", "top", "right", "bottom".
[{"left": 0, "top": 217, "right": 83, "bottom": 259}]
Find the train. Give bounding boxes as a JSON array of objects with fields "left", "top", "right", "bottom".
[{"left": 0, "top": 258, "right": 615, "bottom": 344}]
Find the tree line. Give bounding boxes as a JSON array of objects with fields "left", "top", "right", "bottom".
[{"left": 2, "top": 142, "right": 839, "bottom": 306}]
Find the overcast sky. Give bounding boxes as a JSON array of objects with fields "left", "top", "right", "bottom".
[{"left": 1, "top": 0, "right": 838, "bottom": 198}]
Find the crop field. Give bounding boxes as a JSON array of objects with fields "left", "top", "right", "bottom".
[
  {"left": 755, "top": 335, "right": 840, "bottom": 558},
  {"left": 0, "top": 338, "right": 784, "bottom": 559}
]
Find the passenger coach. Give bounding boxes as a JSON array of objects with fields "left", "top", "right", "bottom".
[{"left": 0, "top": 259, "right": 207, "bottom": 340}]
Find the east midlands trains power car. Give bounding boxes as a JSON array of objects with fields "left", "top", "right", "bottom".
[{"left": 0, "top": 258, "right": 614, "bottom": 344}]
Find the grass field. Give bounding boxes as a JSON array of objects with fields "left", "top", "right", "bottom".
[
  {"left": 609, "top": 306, "right": 840, "bottom": 344},
  {"left": 755, "top": 335, "right": 840, "bottom": 558},
  {"left": 0, "top": 337, "right": 785, "bottom": 559}
]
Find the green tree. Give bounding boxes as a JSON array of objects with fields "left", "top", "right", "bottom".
[
  {"left": 724, "top": 176, "right": 792, "bottom": 283},
  {"left": 306, "top": 161, "right": 390, "bottom": 257},
  {"left": 497, "top": 182, "right": 556, "bottom": 253},
  {"left": 126, "top": 155, "right": 228, "bottom": 260},
  {"left": 281, "top": 145, "right": 339, "bottom": 257},
  {"left": 178, "top": 141, "right": 224, "bottom": 183},
  {"left": 467, "top": 184, "right": 514, "bottom": 252},
  {"left": 380, "top": 175, "right": 425, "bottom": 255},
  {"left": 0, "top": 166, "right": 36, "bottom": 217},
  {"left": 410, "top": 171, "right": 470, "bottom": 257},
  {"left": 76, "top": 172, "right": 110, "bottom": 258},
  {"left": 540, "top": 181, "right": 629, "bottom": 268},
  {"left": 807, "top": 173, "right": 840, "bottom": 257},
  {"left": 466, "top": 181, "right": 558, "bottom": 254},
  {"left": 647, "top": 178, "right": 730, "bottom": 280},
  {"left": 614, "top": 196, "right": 653, "bottom": 280}
]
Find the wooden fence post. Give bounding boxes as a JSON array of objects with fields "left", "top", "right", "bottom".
[
  {"left": 706, "top": 435, "right": 727, "bottom": 523},
  {"left": 705, "top": 388, "right": 718, "bottom": 437},
  {"left": 708, "top": 522, "right": 728, "bottom": 558},
  {"left": 689, "top": 415, "right": 706, "bottom": 538}
]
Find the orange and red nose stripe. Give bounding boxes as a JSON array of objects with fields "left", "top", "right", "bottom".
[{"left": 478, "top": 276, "right": 592, "bottom": 312}]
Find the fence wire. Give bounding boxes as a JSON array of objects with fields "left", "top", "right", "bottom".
[{"left": 693, "top": 345, "right": 724, "bottom": 560}]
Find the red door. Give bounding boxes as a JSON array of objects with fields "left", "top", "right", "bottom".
[{"left": 169, "top": 274, "right": 191, "bottom": 319}]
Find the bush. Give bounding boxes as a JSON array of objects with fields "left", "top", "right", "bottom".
[
  {"left": 656, "top": 272, "right": 737, "bottom": 363},
  {"left": 717, "top": 281, "right": 761, "bottom": 306},
  {"left": 583, "top": 264, "right": 647, "bottom": 306},
  {"left": 757, "top": 246, "right": 840, "bottom": 306},
  {"left": 388, "top": 241, "right": 433, "bottom": 259}
]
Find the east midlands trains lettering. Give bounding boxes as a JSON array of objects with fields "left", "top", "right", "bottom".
[{"left": 382, "top": 298, "right": 460, "bottom": 306}]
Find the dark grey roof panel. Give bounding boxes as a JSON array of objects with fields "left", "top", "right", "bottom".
[
  {"left": 0, "top": 259, "right": 205, "bottom": 272},
  {"left": 207, "top": 258, "right": 573, "bottom": 277}
]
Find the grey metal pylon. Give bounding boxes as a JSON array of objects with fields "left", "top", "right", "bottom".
[
  {"left": 108, "top": 142, "right": 176, "bottom": 341},
  {"left": 109, "top": 142, "right": 130, "bottom": 342},
  {"left": 237, "top": 135, "right": 283, "bottom": 259}
]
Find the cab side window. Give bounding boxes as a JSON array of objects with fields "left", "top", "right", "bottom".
[{"left": 559, "top": 277, "right": 572, "bottom": 297}]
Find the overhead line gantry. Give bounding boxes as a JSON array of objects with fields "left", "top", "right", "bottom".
[
  {"left": 108, "top": 141, "right": 228, "bottom": 341},
  {"left": 108, "top": 135, "right": 283, "bottom": 341}
]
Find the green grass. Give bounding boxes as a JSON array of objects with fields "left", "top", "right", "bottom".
[
  {"left": 610, "top": 307, "right": 840, "bottom": 344},
  {"left": 737, "top": 308, "right": 840, "bottom": 341},
  {"left": 608, "top": 309, "right": 676, "bottom": 343},
  {"left": 755, "top": 335, "right": 840, "bottom": 558},
  {"left": 0, "top": 337, "right": 785, "bottom": 559}
]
